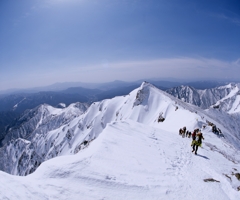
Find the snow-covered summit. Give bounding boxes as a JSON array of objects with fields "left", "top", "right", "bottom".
[
  {"left": 0, "top": 82, "right": 240, "bottom": 199},
  {"left": 1, "top": 82, "right": 239, "bottom": 175}
]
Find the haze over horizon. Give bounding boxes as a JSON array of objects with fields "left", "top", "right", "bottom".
[{"left": 1, "top": 0, "right": 240, "bottom": 90}]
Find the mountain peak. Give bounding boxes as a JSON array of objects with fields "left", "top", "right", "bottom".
[{"left": 140, "top": 81, "right": 152, "bottom": 89}]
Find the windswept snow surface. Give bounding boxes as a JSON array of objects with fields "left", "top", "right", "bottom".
[
  {"left": 0, "top": 82, "right": 240, "bottom": 199},
  {"left": 0, "top": 120, "right": 240, "bottom": 200}
]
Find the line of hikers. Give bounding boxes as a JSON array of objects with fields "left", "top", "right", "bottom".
[
  {"left": 179, "top": 127, "right": 191, "bottom": 138},
  {"left": 179, "top": 127, "right": 204, "bottom": 155}
]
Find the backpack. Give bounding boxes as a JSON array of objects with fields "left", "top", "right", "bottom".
[
  {"left": 196, "top": 133, "right": 202, "bottom": 142},
  {"left": 192, "top": 132, "right": 196, "bottom": 139}
]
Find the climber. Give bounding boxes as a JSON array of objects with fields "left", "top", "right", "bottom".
[
  {"left": 182, "top": 127, "right": 186, "bottom": 138},
  {"left": 212, "top": 125, "right": 217, "bottom": 133},
  {"left": 192, "top": 131, "right": 204, "bottom": 155},
  {"left": 188, "top": 131, "right": 192, "bottom": 138},
  {"left": 191, "top": 129, "right": 198, "bottom": 146},
  {"left": 179, "top": 128, "right": 182, "bottom": 136}
]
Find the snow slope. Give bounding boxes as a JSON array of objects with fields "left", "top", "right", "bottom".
[
  {"left": 0, "top": 120, "right": 240, "bottom": 200},
  {"left": 0, "top": 82, "right": 240, "bottom": 199}
]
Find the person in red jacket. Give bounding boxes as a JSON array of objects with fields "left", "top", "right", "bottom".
[{"left": 191, "top": 128, "right": 198, "bottom": 146}]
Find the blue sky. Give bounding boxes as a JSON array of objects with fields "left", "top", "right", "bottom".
[{"left": 1, "top": 0, "right": 240, "bottom": 90}]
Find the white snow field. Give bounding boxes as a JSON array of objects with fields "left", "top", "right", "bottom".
[{"left": 0, "top": 82, "right": 240, "bottom": 199}]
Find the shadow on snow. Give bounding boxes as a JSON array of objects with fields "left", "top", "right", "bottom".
[{"left": 196, "top": 154, "right": 209, "bottom": 160}]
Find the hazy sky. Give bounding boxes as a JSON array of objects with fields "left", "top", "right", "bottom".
[{"left": 1, "top": 0, "right": 240, "bottom": 90}]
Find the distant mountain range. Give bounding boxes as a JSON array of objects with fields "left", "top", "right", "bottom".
[
  {"left": 0, "top": 79, "right": 233, "bottom": 114},
  {"left": 0, "top": 80, "right": 239, "bottom": 145},
  {"left": 0, "top": 79, "right": 231, "bottom": 95},
  {"left": 0, "top": 84, "right": 140, "bottom": 143}
]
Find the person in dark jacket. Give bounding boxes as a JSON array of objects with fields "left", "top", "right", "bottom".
[
  {"left": 182, "top": 127, "right": 186, "bottom": 138},
  {"left": 179, "top": 128, "right": 182, "bottom": 136}
]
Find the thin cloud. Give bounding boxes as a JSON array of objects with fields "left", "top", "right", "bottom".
[
  {"left": 213, "top": 13, "right": 240, "bottom": 26},
  {"left": 63, "top": 57, "right": 240, "bottom": 82},
  {"left": 233, "top": 59, "right": 240, "bottom": 65},
  {"left": 1, "top": 57, "right": 240, "bottom": 90}
]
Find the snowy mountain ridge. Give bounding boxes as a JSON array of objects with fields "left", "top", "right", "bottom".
[
  {"left": 1, "top": 102, "right": 89, "bottom": 146},
  {"left": 211, "top": 84, "right": 240, "bottom": 114},
  {"left": 0, "top": 102, "right": 89, "bottom": 175},
  {"left": 166, "top": 83, "right": 240, "bottom": 109},
  {"left": 1, "top": 82, "right": 240, "bottom": 175},
  {"left": 0, "top": 82, "right": 240, "bottom": 199}
]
